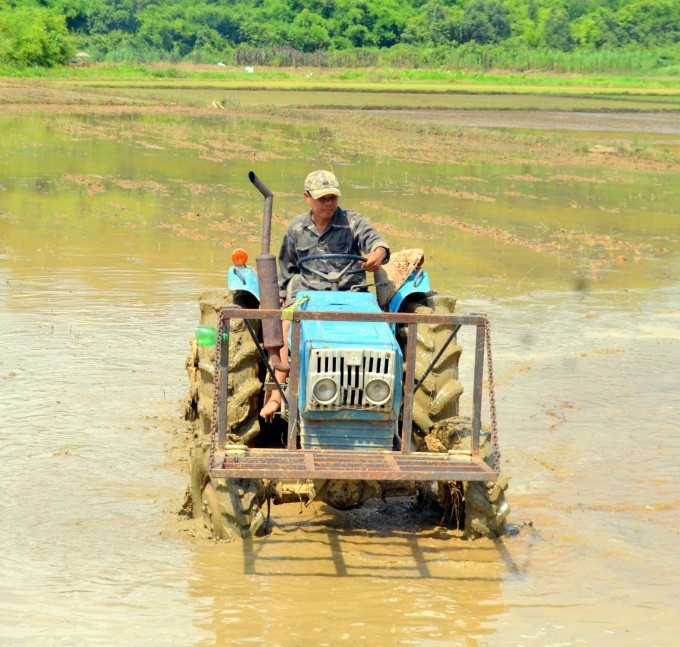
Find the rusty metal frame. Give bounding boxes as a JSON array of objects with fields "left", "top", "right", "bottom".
[{"left": 211, "top": 307, "right": 497, "bottom": 482}]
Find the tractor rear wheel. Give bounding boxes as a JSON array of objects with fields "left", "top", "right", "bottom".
[
  {"left": 398, "top": 293, "right": 463, "bottom": 447},
  {"left": 184, "top": 288, "right": 266, "bottom": 540}
]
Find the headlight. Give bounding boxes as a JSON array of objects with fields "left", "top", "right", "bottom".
[
  {"left": 364, "top": 378, "right": 391, "bottom": 405},
  {"left": 313, "top": 377, "right": 339, "bottom": 404}
]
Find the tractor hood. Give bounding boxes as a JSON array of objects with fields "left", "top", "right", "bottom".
[{"left": 296, "top": 291, "right": 397, "bottom": 348}]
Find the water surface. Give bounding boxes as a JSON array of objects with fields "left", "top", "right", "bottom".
[{"left": 1, "top": 111, "right": 678, "bottom": 646}]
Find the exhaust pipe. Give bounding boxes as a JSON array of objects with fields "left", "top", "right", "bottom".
[{"left": 249, "top": 171, "right": 288, "bottom": 372}]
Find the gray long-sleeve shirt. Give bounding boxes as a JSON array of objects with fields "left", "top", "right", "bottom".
[{"left": 278, "top": 207, "right": 390, "bottom": 299}]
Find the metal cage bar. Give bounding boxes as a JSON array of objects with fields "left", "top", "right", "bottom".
[
  {"left": 218, "top": 314, "right": 229, "bottom": 451},
  {"left": 471, "top": 323, "right": 485, "bottom": 457},
  {"left": 400, "top": 323, "right": 418, "bottom": 454},
  {"left": 209, "top": 308, "right": 495, "bottom": 481},
  {"left": 287, "top": 320, "right": 301, "bottom": 451}
]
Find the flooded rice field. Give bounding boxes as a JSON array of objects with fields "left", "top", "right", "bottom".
[
  {"left": 1, "top": 106, "right": 679, "bottom": 646},
  {"left": 88, "top": 85, "right": 680, "bottom": 113}
]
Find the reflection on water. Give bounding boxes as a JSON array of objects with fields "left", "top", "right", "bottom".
[{"left": 1, "top": 112, "right": 679, "bottom": 646}]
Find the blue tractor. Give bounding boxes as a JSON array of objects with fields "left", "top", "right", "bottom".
[{"left": 184, "top": 173, "right": 509, "bottom": 541}]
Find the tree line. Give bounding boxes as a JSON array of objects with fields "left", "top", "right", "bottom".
[{"left": 1, "top": 0, "right": 679, "bottom": 69}]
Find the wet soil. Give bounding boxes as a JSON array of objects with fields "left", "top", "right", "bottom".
[
  {"left": 1, "top": 82, "right": 679, "bottom": 646},
  {"left": 1, "top": 79, "right": 679, "bottom": 165},
  {"left": 358, "top": 108, "right": 680, "bottom": 135}
]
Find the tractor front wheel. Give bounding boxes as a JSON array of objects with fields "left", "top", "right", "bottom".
[
  {"left": 190, "top": 442, "right": 266, "bottom": 540},
  {"left": 419, "top": 417, "right": 510, "bottom": 539},
  {"left": 202, "top": 479, "right": 266, "bottom": 541}
]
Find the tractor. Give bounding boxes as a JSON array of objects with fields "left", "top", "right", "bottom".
[{"left": 184, "top": 173, "right": 509, "bottom": 541}]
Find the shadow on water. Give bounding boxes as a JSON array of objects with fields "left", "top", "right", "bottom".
[
  {"left": 182, "top": 497, "right": 543, "bottom": 645},
  {"left": 238, "top": 526, "right": 522, "bottom": 580},
  {"left": 188, "top": 511, "right": 518, "bottom": 645}
]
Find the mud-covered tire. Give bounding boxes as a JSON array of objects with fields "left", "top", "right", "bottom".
[
  {"left": 398, "top": 293, "right": 463, "bottom": 446},
  {"left": 203, "top": 479, "right": 266, "bottom": 540},
  {"left": 184, "top": 288, "right": 266, "bottom": 540},
  {"left": 185, "top": 288, "right": 262, "bottom": 445},
  {"left": 421, "top": 418, "right": 510, "bottom": 540},
  {"left": 454, "top": 420, "right": 510, "bottom": 540},
  {"left": 189, "top": 443, "right": 266, "bottom": 540}
]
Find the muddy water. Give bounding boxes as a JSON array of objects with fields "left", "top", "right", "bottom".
[
  {"left": 1, "top": 112, "right": 679, "bottom": 646},
  {"left": 98, "top": 86, "right": 680, "bottom": 113}
]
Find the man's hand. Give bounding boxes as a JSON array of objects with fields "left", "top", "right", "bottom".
[{"left": 361, "top": 247, "right": 387, "bottom": 272}]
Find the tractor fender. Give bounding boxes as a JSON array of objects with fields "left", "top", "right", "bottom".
[
  {"left": 228, "top": 266, "right": 260, "bottom": 301},
  {"left": 388, "top": 269, "right": 431, "bottom": 314}
]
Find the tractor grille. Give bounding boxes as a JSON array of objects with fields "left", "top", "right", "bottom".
[{"left": 306, "top": 347, "right": 397, "bottom": 411}]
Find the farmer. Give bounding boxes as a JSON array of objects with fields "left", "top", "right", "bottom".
[{"left": 260, "top": 169, "right": 390, "bottom": 418}]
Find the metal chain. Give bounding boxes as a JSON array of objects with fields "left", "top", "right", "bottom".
[
  {"left": 484, "top": 317, "right": 501, "bottom": 473},
  {"left": 208, "top": 309, "right": 223, "bottom": 470}
]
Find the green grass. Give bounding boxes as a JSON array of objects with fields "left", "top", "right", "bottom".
[
  {"left": 328, "top": 69, "right": 680, "bottom": 89},
  {"left": 2, "top": 61, "right": 679, "bottom": 89},
  {"left": 0, "top": 62, "right": 297, "bottom": 80}
]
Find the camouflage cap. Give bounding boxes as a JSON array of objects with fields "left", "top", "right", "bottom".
[{"left": 304, "top": 170, "right": 342, "bottom": 199}]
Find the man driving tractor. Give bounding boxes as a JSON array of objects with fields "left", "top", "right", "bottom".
[{"left": 259, "top": 169, "right": 391, "bottom": 417}]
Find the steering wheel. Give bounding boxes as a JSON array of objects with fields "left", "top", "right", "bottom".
[{"left": 297, "top": 253, "right": 366, "bottom": 291}]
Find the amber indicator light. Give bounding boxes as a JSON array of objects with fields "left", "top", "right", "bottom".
[{"left": 231, "top": 248, "right": 248, "bottom": 265}]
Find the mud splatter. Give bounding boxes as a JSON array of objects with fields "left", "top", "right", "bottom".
[
  {"left": 493, "top": 363, "right": 532, "bottom": 386},
  {"left": 455, "top": 176, "right": 488, "bottom": 183},
  {"left": 136, "top": 141, "right": 166, "bottom": 150}
]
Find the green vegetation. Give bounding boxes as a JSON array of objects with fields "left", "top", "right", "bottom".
[
  {"left": 10, "top": 63, "right": 680, "bottom": 93},
  {"left": 230, "top": 44, "right": 679, "bottom": 74},
  {"left": 0, "top": 3, "right": 74, "bottom": 66},
  {"left": 0, "top": 0, "right": 679, "bottom": 74}
]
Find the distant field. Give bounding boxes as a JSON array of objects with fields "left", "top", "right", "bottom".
[
  {"left": 4, "top": 64, "right": 680, "bottom": 110},
  {"left": 2, "top": 70, "right": 679, "bottom": 157},
  {"left": 60, "top": 77, "right": 680, "bottom": 99},
  {"left": 89, "top": 85, "right": 680, "bottom": 112},
  {"left": 13, "top": 66, "right": 680, "bottom": 112},
  {"left": 36, "top": 66, "right": 680, "bottom": 114},
  {"left": 4, "top": 82, "right": 678, "bottom": 113}
]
